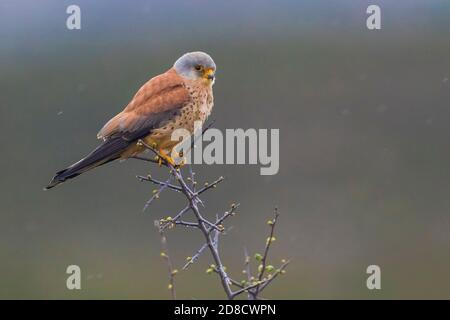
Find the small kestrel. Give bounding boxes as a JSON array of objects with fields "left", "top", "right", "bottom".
[{"left": 46, "top": 51, "right": 216, "bottom": 189}]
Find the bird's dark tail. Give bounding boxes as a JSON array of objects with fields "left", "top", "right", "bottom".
[{"left": 44, "top": 137, "right": 130, "bottom": 190}]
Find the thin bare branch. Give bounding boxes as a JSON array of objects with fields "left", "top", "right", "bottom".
[
  {"left": 174, "top": 220, "right": 199, "bottom": 228},
  {"left": 159, "top": 205, "right": 190, "bottom": 231},
  {"left": 182, "top": 243, "right": 209, "bottom": 270},
  {"left": 196, "top": 176, "right": 225, "bottom": 195},
  {"left": 157, "top": 228, "right": 177, "bottom": 300},
  {"left": 257, "top": 260, "right": 290, "bottom": 293},
  {"left": 137, "top": 174, "right": 182, "bottom": 192},
  {"left": 254, "top": 207, "right": 280, "bottom": 296},
  {"left": 142, "top": 176, "right": 173, "bottom": 212},
  {"left": 212, "top": 203, "right": 240, "bottom": 232},
  {"left": 243, "top": 247, "right": 256, "bottom": 300}
]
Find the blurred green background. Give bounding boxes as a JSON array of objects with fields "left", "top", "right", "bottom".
[{"left": 1, "top": 0, "right": 450, "bottom": 299}]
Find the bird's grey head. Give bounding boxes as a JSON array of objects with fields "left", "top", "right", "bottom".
[{"left": 173, "top": 52, "right": 216, "bottom": 83}]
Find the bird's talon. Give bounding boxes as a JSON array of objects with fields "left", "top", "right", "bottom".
[{"left": 174, "top": 159, "right": 186, "bottom": 169}]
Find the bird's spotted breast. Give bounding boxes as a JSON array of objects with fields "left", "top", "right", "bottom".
[{"left": 140, "top": 82, "right": 213, "bottom": 153}]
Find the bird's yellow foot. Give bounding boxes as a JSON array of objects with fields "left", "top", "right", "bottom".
[
  {"left": 158, "top": 149, "right": 176, "bottom": 166},
  {"left": 175, "top": 157, "right": 187, "bottom": 168}
]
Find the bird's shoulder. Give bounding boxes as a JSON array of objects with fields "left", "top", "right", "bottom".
[
  {"left": 97, "top": 68, "right": 191, "bottom": 140},
  {"left": 124, "top": 68, "right": 191, "bottom": 115}
]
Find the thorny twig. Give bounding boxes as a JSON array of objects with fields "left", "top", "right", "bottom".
[
  {"left": 157, "top": 227, "right": 177, "bottom": 300},
  {"left": 142, "top": 176, "right": 173, "bottom": 212},
  {"left": 255, "top": 207, "right": 279, "bottom": 297},
  {"left": 182, "top": 243, "right": 208, "bottom": 270},
  {"left": 137, "top": 174, "right": 182, "bottom": 192},
  {"left": 137, "top": 123, "right": 288, "bottom": 299},
  {"left": 243, "top": 247, "right": 256, "bottom": 300}
]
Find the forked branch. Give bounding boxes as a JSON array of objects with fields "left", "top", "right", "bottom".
[{"left": 136, "top": 124, "right": 288, "bottom": 299}]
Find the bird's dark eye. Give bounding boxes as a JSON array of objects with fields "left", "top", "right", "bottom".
[{"left": 195, "top": 65, "right": 202, "bottom": 71}]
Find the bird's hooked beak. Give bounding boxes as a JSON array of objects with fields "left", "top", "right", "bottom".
[{"left": 203, "top": 68, "right": 215, "bottom": 81}]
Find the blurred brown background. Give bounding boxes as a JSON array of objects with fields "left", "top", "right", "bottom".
[{"left": 1, "top": 0, "right": 450, "bottom": 299}]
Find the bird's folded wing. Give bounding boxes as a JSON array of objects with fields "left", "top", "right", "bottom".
[{"left": 97, "top": 68, "right": 190, "bottom": 141}]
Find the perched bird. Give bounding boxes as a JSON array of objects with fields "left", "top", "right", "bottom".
[{"left": 45, "top": 51, "right": 216, "bottom": 189}]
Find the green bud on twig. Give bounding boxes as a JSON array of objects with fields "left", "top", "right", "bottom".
[{"left": 266, "top": 236, "right": 276, "bottom": 244}]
